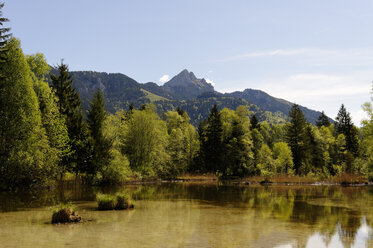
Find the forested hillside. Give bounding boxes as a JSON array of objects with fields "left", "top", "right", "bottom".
[{"left": 50, "top": 68, "right": 327, "bottom": 125}]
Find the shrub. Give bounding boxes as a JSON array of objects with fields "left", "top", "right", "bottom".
[
  {"left": 368, "top": 172, "right": 373, "bottom": 183},
  {"left": 116, "top": 193, "right": 134, "bottom": 210},
  {"left": 97, "top": 194, "right": 116, "bottom": 210},
  {"left": 51, "top": 203, "right": 81, "bottom": 224},
  {"left": 97, "top": 193, "right": 134, "bottom": 210}
]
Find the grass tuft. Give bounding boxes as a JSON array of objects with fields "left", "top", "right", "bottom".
[{"left": 97, "top": 193, "right": 134, "bottom": 210}]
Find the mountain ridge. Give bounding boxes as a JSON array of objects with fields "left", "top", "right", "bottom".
[{"left": 49, "top": 67, "right": 328, "bottom": 125}]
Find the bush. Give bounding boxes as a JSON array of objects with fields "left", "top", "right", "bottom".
[
  {"left": 97, "top": 150, "right": 132, "bottom": 185},
  {"left": 97, "top": 194, "right": 116, "bottom": 210},
  {"left": 116, "top": 193, "right": 134, "bottom": 210},
  {"left": 51, "top": 203, "right": 81, "bottom": 224},
  {"left": 97, "top": 193, "right": 134, "bottom": 210},
  {"left": 368, "top": 172, "right": 373, "bottom": 183}
]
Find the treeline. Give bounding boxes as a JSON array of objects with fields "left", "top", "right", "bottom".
[{"left": 1, "top": 4, "right": 373, "bottom": 190}]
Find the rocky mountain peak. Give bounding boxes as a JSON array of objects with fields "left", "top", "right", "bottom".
[{"left": 162, "top": 69, "right": 214, "bottom": 99}]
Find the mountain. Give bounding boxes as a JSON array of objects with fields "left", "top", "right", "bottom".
[
  {"left": 162, "top": 69, "right": 214, "bottom": 99},
  {"left": 226, "top": 89, "right": 330, "bottom": 125},
  {"left": 49, "top": 68, "right": 328, "bottom": 125}
]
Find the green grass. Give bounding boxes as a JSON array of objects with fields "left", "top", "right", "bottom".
[
  {"left": 97, "top": 194, "right": 117, "bottom": 210},
  {"left": 116, "top": 193, "right": 132, "bottom": 210},
  {"left": 51, "top": 203, "right": 81, "bottom": 224},
  {"left": 97, "top": 193, "right": 135, "bottom": 210},
  {"left": 140, "top": 89, "right": 169, "bottom": 102}
]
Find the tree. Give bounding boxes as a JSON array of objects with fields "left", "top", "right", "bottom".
[
  {"left": 165, "top": 110, "right": 199, "bottom": 176},
  {"left": 250, "top": 114, "right": 260, "bottom": 130},
  {"left": 361, "top": 85, "right": 373, "bottom": 179},
  {"left": 50, "top": 61, "right": 90, "bottom": 175},
  {"left": 27, "top": 53, "right": 71, "bottom": 177},
  {"left": 316, "top": 111, "right": 331, "bottom": 128},
  {"left": 122, "top": 107, "right": 169, "bottom": 177},
  {"left": 0, "top": 2, "right": 11, "bottom": 65},
  {"left": 273, "top": 142, "right": 294, "bottom": 174},
  {"left": 100, "top": 110, "right": 131, "bottom": 185},
  {"left": 87, "top": 89, "right": 111, "bottom": 178},
  {"left": 335, "top": 104, "right": 359, "bottom": 157},
  {"left": 199, "top": 104, "right": 224, "bottom": 173},
  {"left": 257, "top": 144, "right": 276, "bottom": 176},
  {"left": 0, "top": 39, "right": 54, "bottom": 189},
  {"left": 220, "top": 106, "right": 254, "bottom": 177},
  {"left": 285, "top": 104, "right": 308, "bottom": 174},
  {"left": 225, "top": 118, "right": 254, "bottom": 176}
]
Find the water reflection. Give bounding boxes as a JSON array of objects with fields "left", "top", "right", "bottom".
[{"left": 0, "top": 183, "right": 372, "bottom": 248}]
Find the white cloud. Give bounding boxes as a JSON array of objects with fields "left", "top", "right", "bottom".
[
  {"left": 212, "top": 48, "right": 373, "bottom": 67},
  {"left": 205, "top": 78, "right": 215, "bottom": 86},
  {"left": 159, "top": 74, "right": 170, "bottom": 84},
  {"left": 258, "top": 72, "right": 372, "bottom": 126}
]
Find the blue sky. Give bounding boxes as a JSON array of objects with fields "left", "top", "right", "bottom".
[{"left": 6, "top": 0, "right": 373, "bottom": 124}]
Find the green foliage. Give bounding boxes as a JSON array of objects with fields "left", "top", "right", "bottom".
[
  {"left": 199, "top": 104, "right": 225, "bottom": 173},
  {"left": 335, "top": 104, "right": 360, "bottom": 157},
  {"left": 250, "top": 114, "right": 260, "bottom": 130},
  {"left": 224, "top": 106, "right": 254, "bottom": 176},
  {"left": 165, "top": 110, "right": 199, "bottom": 177},
  {"left": 98, "top": 111, "right": 131, "bottom": 184},
  {"left": 27, "top": 53, "right": 71, "bottom": 178},
  {"left": 257, "top": 144, "right": 276, "bottom": 176},
  {"left": 316, "top": 111, "right": 331, "bottom": 128},
  {"left": 273, "top": 142, "right": 294, "bottom": 174},
  {"left": 87, "top": 89, "right": 112, "bottom": 178},
  {"left": 0, "top": 2, "right": 11, "bottom": 65},
  {"left": 285, "top": 104, "right": 309, "bottom": 174},
  {"left": 96, "top": 193, "right": 133, "bottom": 210},
  {"left": 116, "top": 192, "right": 133, "bottom": 210},
  {"left": 122, "top": 106, "right": 169, "bottom": 177},
  {"left": 96, "top": 194, "right": 116, "bottom": 210},
  {"left": 50, "top": 61, "right": 90, "bottom": 175},
  {"left": 0, "top": 38, "right": 54, "bottom": 189}
]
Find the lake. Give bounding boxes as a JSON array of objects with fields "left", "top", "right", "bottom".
[{"left": 0, "top": 183, "right": 372, "bottom": 248}]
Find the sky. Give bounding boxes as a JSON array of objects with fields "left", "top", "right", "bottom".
[{"left": 6, "top": 0, "right": 373, "bottom": 125}]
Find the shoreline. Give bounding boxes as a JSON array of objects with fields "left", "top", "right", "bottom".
[{"left": 117, "top": 173, "right": 372, "bottom": 187}]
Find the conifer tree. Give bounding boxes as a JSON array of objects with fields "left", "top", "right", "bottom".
[
  {"left": 200, "top": 104, "right": 224, "bottom": 173},
  {"left": 225, "top": 119, "right": 253, "bottom": 176},
  {"left": 0, "top": 2, "right": 11, "bottom": 65},
  {"left": 250, "top": 114, "right": 260, "bottom": 130},
  {"left": 316, "top": 111, "right": 331, "bottom": 128},
  {"left": 335, "top": 104, "right": 359, "bottom": 157},
  {"left": 50, "top": 61, "right": 89, "bottom": 175},
  {"left": 285, "top": 104, "right": 308, "bottom": 174},
  {"left": 87, "top": 89, "right": 111, "bottom": 177}
]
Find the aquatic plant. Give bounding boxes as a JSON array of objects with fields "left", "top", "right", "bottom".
[
  {"left": 97, "top": 194, "right": 116, "bottom": 210},
  {"left": 97, "top": 193, "right": 134, "bottom": 210},
  {"left": 51, "top": 203, "right": 81, "bottom": 224}
]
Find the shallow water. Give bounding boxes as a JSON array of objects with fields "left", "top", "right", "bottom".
[{"left": 0, "top": 183, "right": 372, "bottom": 248}]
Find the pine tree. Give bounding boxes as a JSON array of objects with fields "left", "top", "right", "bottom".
[
  {"left": 225, "top": 119, "right": 253, "bottom": 176},
  {"left": 316, "top": 111, "right": 331, "bottom": 128},
  {"left": 250, "top": 114, "right": 260, "bottom": 130},
  {"left": 0, "top": 2, "right": 11, "bottom": 65},
  {"left": 285, "top": 104, "right": 308, "bottom": 174},
  {"left": 50, "top": 61, "right": 89, "bottom": 175},
  {"left": 87, "top": 89, "right": 111, "bottom": 177},
  {"left": 201, "top": 104, "right": 224, "bottom": 173},
  {"left": 335, "top": 104, "right": 359, "bottom": 157}
]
